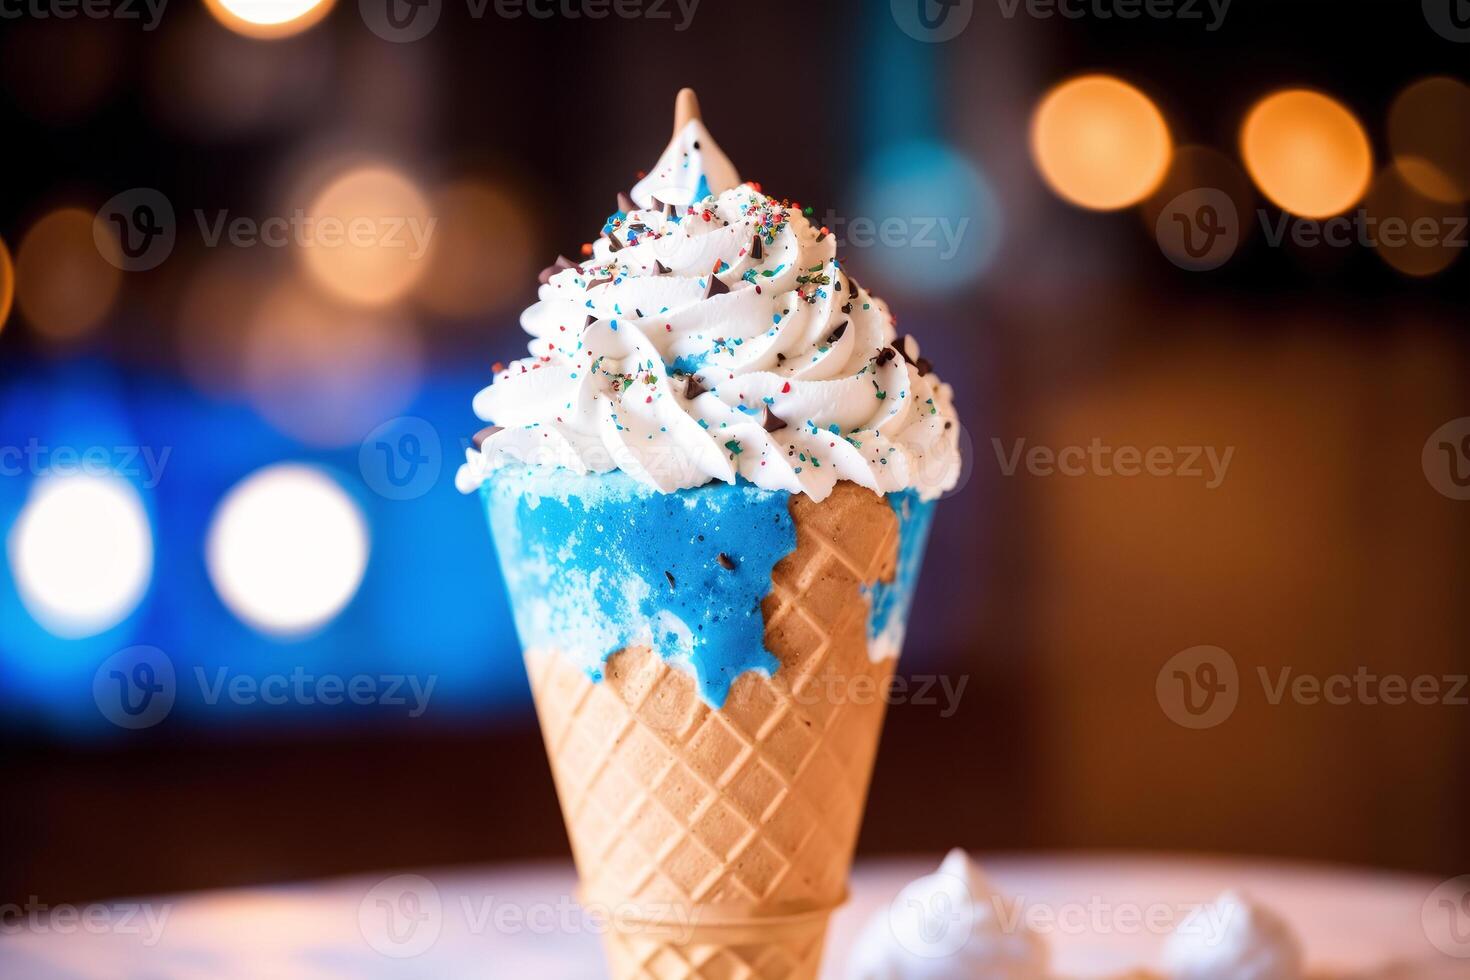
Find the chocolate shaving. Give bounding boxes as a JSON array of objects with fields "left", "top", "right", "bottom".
[
  {"left": 607, "top": 234, "right": 623, "bottom": 252},
  {"left": 776, "top": 352, "right": 787, "bottom": 363},
  {"left": 585, "top": 315, "right": 597, "bottom": 327},
  {"left": 664, "top": 570, "right": 676, "bottom": 589},
  {"left": 841, "top": 302, "right": 853, "bottom": 315},
  {"left": 705, "top": 268, "right": 730, "bottom": 298},
  {"left": 751, "top": 236, "right": 764, "bottom": 261},
  {"left": 717, "top": 552, "right": 736, "bottom": 570},
  {"left": 916, "top": 357, "right": 933, "bottom": 377},
  {"left": 684, "top": 376, "right": 707, "bottom": 399},
  {"left": 538, "top": 264, "right": 559, "bottom": 285},
  {"left": 762, "top": 410, "right": 788, "bottom": 433},
  {"left": 472, "top": 426, "right": 502, "bottom": 449},
  {"left": 586, "top": 276, "right": 613, "bottom": 290},
  {"left": 654, "top": 260, "right": 671, "bottom": 275},
  {"left": 848, "top": 277, "right": 859, "bottom": 298},
  {"left": 617, "top": 192, "right": 636, "bottom": 213},
  {"left": 538, "top": 254, "right": 579, "bottom": 284},
  {"left": 664, "top": 202, "right": 676, "bottom": 219},
  {"left": 826, "top": 321, "right": 848, "bottom": 344},
  {"left": 896, "top": 335, "right": 918, "bottom": 365},
  {"left": 876, "top": 347, "right": 898, "bottom": 367}
]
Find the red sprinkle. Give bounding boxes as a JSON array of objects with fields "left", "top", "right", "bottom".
[
  {"left": 781, "top": 382, "right": 791, "bottom": 393},
  {"left": 492, "top": 362, "right": 505, "bottom": 373},
  {"left": 580, "top": 243, "right": 593, "bottom": 256}
]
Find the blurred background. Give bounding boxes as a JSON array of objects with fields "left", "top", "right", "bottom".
[{"left": 1, "top": 0, "right": 1467, "bottom": 913}]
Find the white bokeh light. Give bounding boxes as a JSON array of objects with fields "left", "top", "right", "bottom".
[
  {"left": 7, "top": 473, "right": 154, "bottom": 638},
  {"left": 206, "top": 464, "right": 369, "bottom": 637}
]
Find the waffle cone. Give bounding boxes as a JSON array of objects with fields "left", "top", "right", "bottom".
[{"left": 524, "top": 482, "right": 904, "bottom": 979}]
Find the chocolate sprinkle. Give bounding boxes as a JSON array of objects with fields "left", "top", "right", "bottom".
[
  {"left": 684, "top": 376, "right": 707, "bottom": 399},
  {"left": 916, "top": 357, "right": 933, "bottom": 377},
  {"left": 607, "top": 234, "right": 623, "bottom": 252},
  {"left": 717, "top": 552, "right": 736, "bottom": 570},
  {"left": 664, "top": 570, "right": 676, "bottom": 589},
  {"left": 751, "top": 236, "right": 764, "bottom": 261},
  {"left": 472, "top": 426, "right": 502, "bottom": 449},
  {"left": 586, "top": 276, "right": 613, "bottom": 290},
  {"left": 617, "top": 192, "right": 636, "bottom": 213},
  {"left": 841, "top": 302, "right": 853, "bottom": 315},
  {"left": 876, "top": 347, "right": 898, "bottom": 366},
  {"left": 585, "top": 315, "right": 596, "bottom": 327},
  {"left": 826, "top": 321, "right": 848, "bottom": 344},
  {"left": 762, "top": 410, "right": 788, "bottom": 433},
  {"left": 896, "top": 335, "right": 919, "bottom": 366}
]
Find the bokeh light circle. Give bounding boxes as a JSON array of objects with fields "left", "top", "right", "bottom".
[
  {"left": 1030, "top": 75, "right": 1173, "bottom": 211},
  {"left": 1241, "top": 89, "right": 1372, "bottom": 219},
  {"left": 0, "top": 235, "right": 14, "bottom": 334},
  {"left": 850, "top": 140, "right": 1002, "bottom": 294},
  {"left": 299, "top": 165, "right": 433, "bottom": 307},
  {"left": 203, "top": 0, "right": 335, "bottom": 39},
  {"left": 243, "top": 283, "right": 424, "bottom": 447},
  {"left": 416, "top": 180, "right": 538, "bottom": 318},
  {"left": 7, "top": 473, "right": 153, "bottom": 638},
  {"left": 1362, "top": 164, "right": 1464, "bottom": 278},
  {"left": 15, "top": 207, "right": 122, "bottom": 341},
  {"left": 206, "top": 464, "right": 369, "bottom": 637},
  {"left": 1388, "top": 77, "right": 1470, "bottom": 205}
]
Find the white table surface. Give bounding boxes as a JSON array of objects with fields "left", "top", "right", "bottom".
[{"left": 1, "top": 854, "right": 1464, "bottom": 979}]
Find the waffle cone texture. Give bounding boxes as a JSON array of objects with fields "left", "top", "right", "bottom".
[{"left": 523, "top": 482, "right": 904, "bottom": 980}]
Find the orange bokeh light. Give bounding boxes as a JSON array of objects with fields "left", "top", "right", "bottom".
[
  {"left": 298, "top": 165, "right": 434, "bottom": 308},
  {"left": 1362, "top": 164, "right": 1464, "bottom": 278},
  {"left": 203, "top": 0, "right": 335, "bottom": 39},
  {"left": 1030, "top": 75, "right": 1173, "bottom": 211},
  {"left": 1241, "top": 89, "right": 1372, "bottom": 219},
  {"left": 1388, "top": 77, "right": 1470, "bottom": 205},
  {"left": 15, "top": 208, "right": 122, "bottom": 341},
  {"left": 0, "top": 236, "right": 14, "bottom": 333},
  {"left": 415, "top": 180, "right": 539, "bottom": 319}
]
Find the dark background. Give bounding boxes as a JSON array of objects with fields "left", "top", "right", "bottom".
[{"left": 2, "top": 0, "right": 1468, "bottom": 910}]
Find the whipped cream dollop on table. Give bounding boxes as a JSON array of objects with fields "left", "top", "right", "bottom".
[
  {"left": 457, "top": 90, "right": 962, "bottom": 502},
  {"left": 848, "top": 849, "right": 1050, "bottom": 980},
  {"left": 1161, "top": 890, "right": 1304, "bottom": 980}
]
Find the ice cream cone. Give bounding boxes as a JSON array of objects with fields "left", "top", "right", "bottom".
[{"left": 513, "top": 480, "right": 919, "bottom": 979}]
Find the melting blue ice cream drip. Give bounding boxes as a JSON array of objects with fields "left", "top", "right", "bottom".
[
  {"left": 484, "top": 469, "right": 794, "bottom": 707},
  {"left": 864, "top": 491, "right": 937, "bottom": 660}
]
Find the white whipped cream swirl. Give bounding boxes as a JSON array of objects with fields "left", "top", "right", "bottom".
[{"left": 456, "top": 129, "right": 962, "bottom": 502}]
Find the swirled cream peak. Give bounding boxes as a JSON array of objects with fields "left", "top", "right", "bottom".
[
  {"left": 631, "top": 88, "right": 741, "bottom": 209},
  {"left": 456, "top": 93, "right": 962, "bottom": 502}
]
